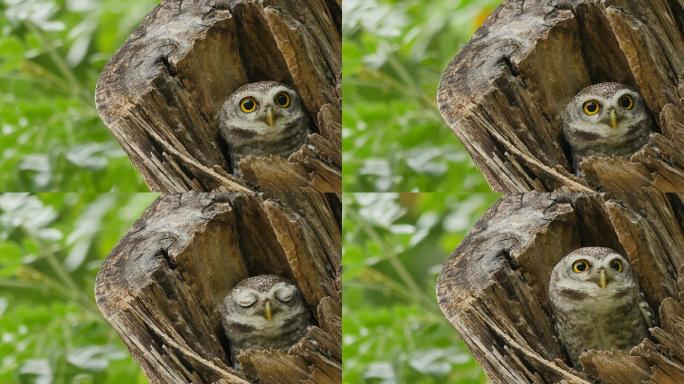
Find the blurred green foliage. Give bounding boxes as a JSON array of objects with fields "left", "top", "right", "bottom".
[
  {"left": 0, "top": 193, "right": 157, "bottom": 383},
  {"left": 342, "top": 0, "right": 501, "bottom": 192},
  {"left": 0, "top": 0, "right": 158, "bottom": 192},
  {"left": 343, "top": 193, "right": 500, "bottom": 383}
]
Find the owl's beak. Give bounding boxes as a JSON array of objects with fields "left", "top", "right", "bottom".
[
  {"left": 264, "top": 108, "right": 275, "bottom": 128},
  {"left": 609, "top": 109, "right": 619, "bottom": 129},
  {"left": 263, "top": 300, "right": 273, "bottom": 321},
  {"left": 598, "top": 269, "right": 608, "bottom": 289}
]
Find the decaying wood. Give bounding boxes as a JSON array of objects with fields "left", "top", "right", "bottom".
[
  {"left": 95, "top": 0, "right": 341, "bottom": 193},
  {"left": 436, "top": 193, "right": 684, "bottom": 384},
  {"left": 437, "top": 0, "right": 684, "bottom": 192},
  {"left": 239, "top": 298, "right": 341, "bottom": 384},
  {"left": 95, "top": 193, "right": 341, "bottom": 384}
]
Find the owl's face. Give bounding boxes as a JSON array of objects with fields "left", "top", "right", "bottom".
[
  {"left": 550, "top": 247, "right": 636, "bottom": 295},
  {"left": 565, "top": 83, "right": 647, "bottom": 139},
  {"left": 221, "top": 81, "right": 307, "bottom": 137},
  {"left": 222, "top": 275, "right": 306, "bottom": 332}
]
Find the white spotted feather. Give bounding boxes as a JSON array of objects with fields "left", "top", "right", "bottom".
[
  {"left": 562, "top": 82, "right": 653, "bottom": 173},
  {"left": 219, "top": 81, "right": 309, "bottom": 175},
  {"left": 548, "top": 247, "right": 652, "bottom": 368},
  {"left": 219, "top": 275, "right": 310, "bottom": 368}
]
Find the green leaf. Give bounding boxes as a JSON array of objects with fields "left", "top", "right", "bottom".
[{"left": 0, "top": 242, "right": 23, "bottom": 277}]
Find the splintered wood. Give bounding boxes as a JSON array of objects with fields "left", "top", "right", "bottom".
[
  {"left": 95, "top": 0, "right": 341, "bottom": 193},
  {"left": 437, "top": 0, "right": 684, "bottom": 192},
  {"left": 95, "top": 193, "right": 341, "bottom": 384},
  {"left": 436, "top": 193, "right": 684, "bottom": 384}
]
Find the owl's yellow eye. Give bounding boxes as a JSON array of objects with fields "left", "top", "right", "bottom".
[
  {"left": 274, "top": 92, "right": 290, "bottom": 108},
  {"left": 609, "top": 258, "right": 623, "bottom": 273},
  {"left": 582, "top": 100, "right": 601, "bottom": 116},
  {"left": 240, "top": 97, "right": 257, "bottom": 113},
  {"left": 572, "top": 259, "right": 591, "bottom": 273},
  {"left": 618, "top": 95, "right": 634, "bottom": 110}
]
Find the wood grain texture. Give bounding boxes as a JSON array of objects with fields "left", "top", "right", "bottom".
[
  {"left": 437, "top": 0, "right": 684, "bottom": 192},
  {"left": 95, "top": 0, "right": 341, "bottom": 193},
  {"left": 437, "top": 193, "right": 684, "bottom": 384},
  {"left": 95, "top": 192, "right": 341, "bottom": 384}
]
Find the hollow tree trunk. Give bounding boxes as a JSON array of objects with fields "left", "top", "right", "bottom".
[
  {"left": 436, "top": 193, "right": 684, "bottom": 384},
  {"left": 95, "top": 0, "right": 341, "bottom": 193},
  {"left": 437, "top": 0, "right": 684, "bottom": 193},
  {"left": 95, "top": 192, "right": 341, "bottom": 384}
]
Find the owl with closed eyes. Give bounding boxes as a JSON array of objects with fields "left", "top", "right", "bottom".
[
  {"left": 548, "top": 247, "right": 653, "bottom": 368},
  {"left": 219, "top": 275, "right": 310, "bottom": 368},
  {"left": 219, "top": 81, "right": 309, "bottom": 174},
  {"left": 562, "top": 82, "right": 653, "bottom": 171}
]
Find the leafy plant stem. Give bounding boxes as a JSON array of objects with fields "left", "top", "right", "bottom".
[
  {"left": 346, "top": 207, "right": 437, "bottom": 311},
  {"left": 40, "top": 246, "right": 101, "bottom": 317},
  {"left": 346, "top": 279, "right": 444, "bottom": 323},
  {"left": 23, "top": 21, "right": 92, "bottom": 104}
]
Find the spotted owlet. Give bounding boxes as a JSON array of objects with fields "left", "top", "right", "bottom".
[
  {"left": 548, "top": 247, "right": 653, "bottom": 368},
  {"left": 219, "top": 81, "right": 309, "bottom": 174},
  {"left": 220, "top": 274, "right": 310, "bottom": 367},
  {"left": 562, "top": 82, "right": 653, "bottom": 171}
]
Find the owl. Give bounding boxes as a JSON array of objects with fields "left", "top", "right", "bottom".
[
  {"left": 219, "top": 274, "right": 310, "bottom": 367},
  {"left": 548, "top": 247, "right": 653, "bottom": 368},
  {"left": 219, "top": 81, "right": 309, "bottom": 174},
  {"left": 562, "top": 82, "right": 653, "bottom": 170}
]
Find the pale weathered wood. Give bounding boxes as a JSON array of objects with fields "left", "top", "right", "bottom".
[
  {"left": 95, "top": 192, "right": 341, "bottom": 384},
  {"left": 437, "top": 193, "right": 684, "bottom": 384},
  {"left": 95, "top": 0, "right": 341, "bottom": 193},
  {"left": 438, "top": 0, "right": 684, "bottom": 192}
]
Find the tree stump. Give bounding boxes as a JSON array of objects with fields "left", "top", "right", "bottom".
[
  {"left": 437, "top": 0, "right": 684, "bottom": 193},
  {"left": 95, "top": 0, "right": 341, "bottom": 193},
  {"left": 436, "top": 193, "right": 684, "bottom": 383},
  {"left": 95, "top": 192, "right": 341, "bottom": 384}
]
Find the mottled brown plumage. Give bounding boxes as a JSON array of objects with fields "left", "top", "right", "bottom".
[
  {"left": 219, "top": 81, "right": 309, "bottom": 175},
  {"left": 548, "top": 247, "right": 653, "bottom": 368},
  {"left": 562, "top": 83, "right": 653, "bottom": 172},
  {"left": 219, "top": 275, "right": 310, "bottom": 368}
]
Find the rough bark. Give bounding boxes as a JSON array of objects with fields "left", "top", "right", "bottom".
[
  {"left": 95, "top": 0, "right": 341, "bottom": 193},
  {"left": 436, "top": 193, "right": 684, "bottom": 384},
  {"left": 95, "top": 192, "right": 341, "bottom": 384},
  {"left": 437, "top": 0, "right": 684, "bottom": 193}
]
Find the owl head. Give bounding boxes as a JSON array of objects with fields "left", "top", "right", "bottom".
[
  {"left": 563, "top": 82, "right": 648, "bottom": 139},
  {"left": 550, "top": 247, "right": 637, "bottom": 295},
  {"left": 221, "top": 274, "right": 308, "bottom": 333},
  {"left": 220, "top": 81, "right": 307, "bottom": 138}
]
